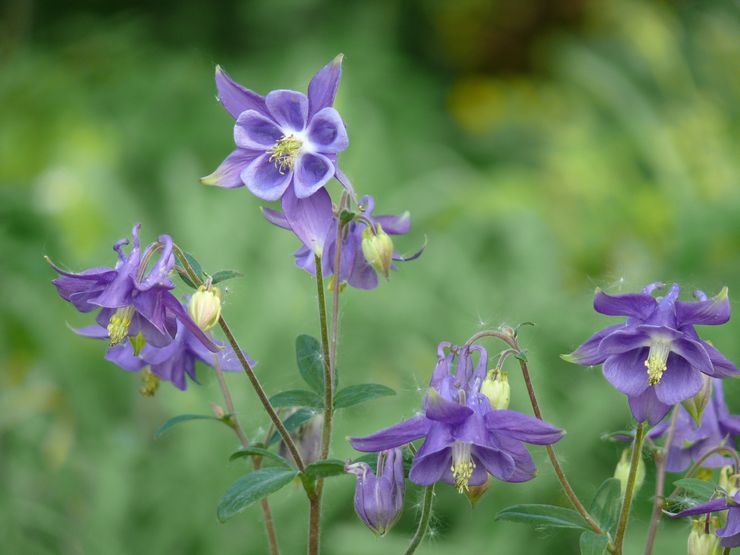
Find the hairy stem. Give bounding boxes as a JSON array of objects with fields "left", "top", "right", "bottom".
[
  {"left": 614, "top": 421, "right": 647, "bottom": 554},
  {"left": 213, "top": 354, "right": 281, "bottom": 555},
  {"left": 404, "top": 485, "right": 435, "bottom": 555},
  {"left": 308, "top": 255, "right": 335, "bottom": 555},
  {"left": 643, "top": 407, "right": 679, "bottom": 555},
  {"left": 173, "top": 245, "right": 306, "bottom": 472}
]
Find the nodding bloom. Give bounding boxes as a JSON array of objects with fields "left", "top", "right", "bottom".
[
  {"left": 646, "top": 379, "right": 740, "bottom": 473},
  {"left": 77, "top": 312, "right": 247, "bottom": 391},
  {"left": 671, "top": 492, "right": 740, "bottom": 549},
  {"left": 564, "top": 283, "right": 736, "bottom": 425},
  {"left": 263, "top": 194, "right": 420, "bottom": 289},
  {"left": 202, "top": 55, "right": 351, "bottom": 225},
  {"left": 48, "top": 224, "right": 219, "bottom": 352},
  {"left": 350, "top": 343, "right": 563, "bottom": 492},
  {"left": 346, "top": 448, "right": 405, "bottom": 536}
]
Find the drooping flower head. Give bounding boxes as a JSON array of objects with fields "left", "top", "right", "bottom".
[
  {"left": 351, "top": 343, "right": 563, "bottom": 492},
  {"left": 202, "top": 55, "right": 351, "bottom": 223},
  {"left": 346, "top": 448, "right": 405, "bottom": 536},
  {"left": 671, "top": 492, "right": 740, "bottom": 548},
  {"left": 647, "top": 379, "right": 740, "bottom": 472},
  {"left": 263, "top": 194, "right": 419, "bottom": 289},
  {"left": 48, "top": 224, "right": 218, "bottom": 353},
  {"left": 564, "top": 283, "right": 736, "bottom": 425}
]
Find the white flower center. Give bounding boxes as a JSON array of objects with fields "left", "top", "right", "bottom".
[
  {"left": 450, "top": 441, "right": 476, "bottom": 493},
  {"left": 644, "top": 341, "right": 671, "bottom": 385}
]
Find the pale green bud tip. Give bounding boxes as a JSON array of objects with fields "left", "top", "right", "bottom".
[
  {"left": 613, "top": 448, "right": 645, "bottom": 496},
  {"left": 188, "top": 285, "right": 222, "bottom": 331},
  {"left": 361, "top": 223, "right": 394, "bottom": 279},
  {"left": 200, "top": 171, "right": 222, "bottom": 186},
  {"left": 481, "top": 369, "right": 510, "bottom": 410},
  {"left": 333, "top": 53, "right": 344, "bottom": 65},
  {"left": 688, "top": 519, "right": 721, "bottom": 555}
]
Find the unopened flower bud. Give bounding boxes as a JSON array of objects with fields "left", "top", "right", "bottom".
[
  {"left": 210, "top": 403, "right": 226, "bottom": 419},
  {"left": 481, "top": 369, "right": 510, "bottom": 410},
  {"left": 188, "top": 285, "right": 222, "bottom": 331},
  {"left": 719, "top": 466, "right": 740, "bottom": 497},
  {"left": 465, "top": 476, "right": 492, "bottom": 507},
  {"left": 687, "top": 519, "right": 721, "bottom": 555},
  {"left": 361, "top": 223, "right": 394, "bottom": 279},
  {"left": 614, "top": 447, "right": 645, "bottom": 496},
  {"left": 346, "top": 448, "right": 405, "bottom": 536},
  {"left": 279, "top": 410, "right": 323, "bottom": 465},
  {"left": 683, "top": 375, "right": 713, "bottom": 427}
]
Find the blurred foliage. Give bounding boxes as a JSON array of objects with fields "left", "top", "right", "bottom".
[{"left": 1, "top": 0, "right": 739, "bottom": 553}]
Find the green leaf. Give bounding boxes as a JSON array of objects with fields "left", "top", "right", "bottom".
[
  {"left": 295, "top": 335, "right": 325, "bottom": 394},
  {"left": 495, "top": 504, "right": 589, "bottom": 530},
  {"left": 334, "top": 384, "right": 395, "bottom": 409},
  {"left": 217, "top": 467, "right": 297, "bottom": 522},
  {"left": 673, "top": 478, "right": 717, "bottom": 501},
  {"left": 154, "top": 414, "right": 223, "bottom": 439},
  {"left": 177, "top": 251, "right": 205, "bottom": 289},
  {"left": 589, "top": 478, "right": 622, "bottom": 532},
  {"left": 229, "top": 447, "right": 291, "bottom": 468},
  {"left": 302, "top": 459, "right": 346, "bottom": 481},
  {"left": 269, "top": 389, "right": 323, "bottom": 409},
  {"left": 267, "top": 408, "right": 316, "bottom": 446},
  {"left": 211, "top": 270, "right": 243, "bottom": 285},
  {"left": 580, "top": 531, "right": 609, "bottom": 555}
]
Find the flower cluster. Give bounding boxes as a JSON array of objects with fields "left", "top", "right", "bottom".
[
  {"left": 351, "top": 342, "right": 563, "bottom": 493},
  {"left": 564, "top": 283, "right": 736, "bottom": 424}
]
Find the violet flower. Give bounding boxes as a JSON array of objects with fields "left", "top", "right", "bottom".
[
  {"left": 346, "top": 448, "right": 405, "bottom": 536},
  {"left": 78, "top": 315, "right": 247, "bottom": 391},
  {"left": 671, "top": 492, "right": 740, "bottom": 548},
  {"left": 49, "top": 224, "right": 218, "bottom": 352},
  {"left": 202, "top": 55, "right": 350, "bottom": 214},
  {"left": 350, "top": 343, "right": 563, "bottom": 492},
  {"left": 648, "top": 379, "right": 740, "bottom": 472},
  {"left": 564, "top": 283, "right": 736, "bottom": 425},
  {"left": 263, "top": 194, "right": 418, "bottom": 289}
]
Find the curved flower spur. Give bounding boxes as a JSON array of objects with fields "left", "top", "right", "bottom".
[
  {"left": 350, "top": 342, "right": 563, "bottom": 493},
  {"left": 563, "top": 283, "right": 736, "bottom": 425}
]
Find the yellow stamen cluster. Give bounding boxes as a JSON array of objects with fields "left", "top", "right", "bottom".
[
  {"left": 644, "top": 341, "right": 670, "bottom": 385},
  {"left": 268, "top": 135, "right": 303, "bottom": 174},
  {"left": 107, "top": 306, "right": 135, "bottom": 346},
  {"left": 139, "top": 368, "right": 160, "bottom": 397},
  {"left": 451, "top": 441, "right": 476, "bottom": 493}
]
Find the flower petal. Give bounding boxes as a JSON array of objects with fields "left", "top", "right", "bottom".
[
  {"left": 473, "top": 446, "right": 516, "bottom": 481},
  {"left": 306, "top": 107, "right": 348, "bottom": 153},
  {"left": 671, "top": 338, "right": 714, "bottom": 375},
  {"left": 234, "top": 110, "right": 283, "bottom": 150},
  {"left": 265, "top": 90, "right": 308, "bottom": 132},
  {"left": 562, "top": 324, "right": 625, "bottom": 366},
  {"left": 350, "top": 415, "right": 430, "bottom": 452},
  {"left": 215, "top": 65, "right": 267, "bottom": 119},
  {"left": 628, "top": 388, "right": 671, "bottom": 425},
  {"left": 375, "top": 212, "right": 411, "bottom": 235},
  {"left": 484, "top": 410, "right": 564, "bottom": 445},
  {"left": 702, "top": 341, "right": 740, "bottom": 378},
  {"left": 593, "top": 288, "right": 657, "bottom": 319},
  {"left": 603, "top": 349, "right": 650, "bottom": 397},
  {"left": 261, "top": 206, "right": 291, "bottom": 230},
  {"left": 598, "top": 328, "right": 651, "bottom": 357},
  {"left": 240, "top": 153, "right": 292, "bottom": 201},
  {"left": 105, "top": 343, "right": 146, "bottom": 372},
  {"left": 281, "top": 187, "right": 333, "bottom": 256},
  {"left": 676, "top": 287, "right": 730, "bottom": 326},
  {"left": 408, "top": 447, "right": 450, "bottom": 486},
  {"left": 308, "top": 54, "right": 343, "bottom": 119},
  {"left": 162, "top": 293, "right": 220, "bottom": 353},
  {"left": 293, "top": 152, "right": 334, "bottom": 198},
  {"left": 654, "top": 354, "right": 704, "bottom": 405},
  {"left": 670, "top": 498, "right": 729, "bottom": 518},
  {"left": 423, "top": 388, "right": 473, "bottom": 424},
  {"left": 201, "top": 148, "right": 260, "bottom": 188}
]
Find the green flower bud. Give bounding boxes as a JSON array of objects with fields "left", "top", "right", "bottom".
[
  {"left": 361, "top": 223, "right": 394, "bottom": 279},
  {"left": 687, "top": 519, "right": 721, "bottom": 555},
  {"left": 481, "top": 369, "right": 510, "bottom": 410},
  {"left": 613, "top": 447, "right": 645, "bottom": 496},
  {"left": 188, "top": 285, "right": 222, "bottom": 331},
  {"left": 719, "top": 465, "right": 740, "bottom": 497},
  {"left": 682, "top": 374, "right": 713, "bottom": 427}
]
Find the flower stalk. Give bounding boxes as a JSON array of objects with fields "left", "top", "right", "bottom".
[
  {"left": 404, "top": 485, "right": 435, "bottom": 555},
  {"left": 613, "top": 421, "right": 647, "bottom": 554}
]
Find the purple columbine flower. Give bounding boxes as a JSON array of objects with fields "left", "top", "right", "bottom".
[
  {"left": 564, "top": 283, "right": 736, "bottom": 425},
  {"left": 346, "top": 448, "right": 405, "bottom": 536},
  {"left": 48, "top": 224, "right": 218, "bottom": 352},
  {"left": 671, "top": 492, "right": 740, "bottom": 548},
  {"left": 202, "top": 55, "right": 350, "bottom": 207},
  {"left": 350, "top": 343, "right": 563, "bottom": 492},
  {"left": 262, "top": 194, "right": 418, "bottom": 289},
  {"left": 647, "top": 379, "right": 740, "bottom": 472},
  {"left": 78, "top": 313, "right": 247, "bottom": 391}
]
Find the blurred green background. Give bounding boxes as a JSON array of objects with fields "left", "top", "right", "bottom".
[{"left": 2, "top": 0, "right": 740, "bottom": 553}]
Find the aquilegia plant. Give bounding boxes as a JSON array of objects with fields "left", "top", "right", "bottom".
[{"left": 46, "top": 55, "right": 740, "bottom": 555}]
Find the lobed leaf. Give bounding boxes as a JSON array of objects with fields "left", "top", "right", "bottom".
[
  {"left": 217, "top": 467, "right": 297, "bottom": 522},
  {"left": 495, "top": 504, "right": 589, "bottom": 530},
  {"left": 334, "top": 384, "right": 395, "bottom": 409},
  {"left": 154, "top": 414, "right": 224, "bottom": 439},
  {"left": 269, "top": 389, "right": 323, "bottom": 409}
]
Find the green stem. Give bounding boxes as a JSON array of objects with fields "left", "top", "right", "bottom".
[
  {"left": 404, "top": 485, "right": 435, "bottom": 555},
  {"left": 613, "top": 421, "right": 647, "bottom": 554}
]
